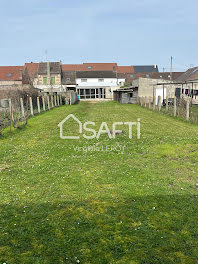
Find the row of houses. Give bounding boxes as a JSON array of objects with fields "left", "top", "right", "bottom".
[
  {"left": 0, "top": 61, "right": 184, "bottom": 100},
  {"left": 1, "top": 61, "right": 197, "bottom": 104},
  {"left": 130, "top": 67, "right": 198, "bottom": 105}
]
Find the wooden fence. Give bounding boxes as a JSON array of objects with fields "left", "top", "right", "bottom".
[
  {"left": 1, "top": 95, "right": 63, "bottom": 134},
  {"left": 137, "top": 96, "right": 198, "bottom": 123}
]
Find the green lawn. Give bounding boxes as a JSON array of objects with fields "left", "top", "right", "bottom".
[{"left": 1, "top": 101, "right": 198, "bottom": 264}]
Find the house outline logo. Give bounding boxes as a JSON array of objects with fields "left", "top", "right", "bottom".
[{"left": 58, "top": 114, "right": 82, "bottom": 139}]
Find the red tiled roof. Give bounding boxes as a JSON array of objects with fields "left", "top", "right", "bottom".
[
  {"left": 62, "top": 64, "right": 84, "bottom": 71},
  {"left": 117, "top": 66, "right": 134, "bottom": 73},
  {"left": 82, "top": 63, "right": 118, "bottom": 71},
  {"left": 25, "top": 63, "right": 39, "bottom": 78},
  {"left": 62, "top": 63, "right": 118, "bottom": 72},
  {"left": 0, "top": 66, "right": 24, "bottom": 81}
]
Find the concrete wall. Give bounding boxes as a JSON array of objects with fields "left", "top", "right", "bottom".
[
  {"left": 133, "top": 78, "right": 176, "bottom": 101},
  {"left": 105, "top": 86, "right": 119, "bottom": 99}
]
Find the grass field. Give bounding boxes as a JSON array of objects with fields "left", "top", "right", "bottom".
[{"left": 1, "top": 101, "right": 198, "bottom": 264}]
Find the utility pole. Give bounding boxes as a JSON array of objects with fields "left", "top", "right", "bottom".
[
  {"left": 170, "top": 56, "right": 173, "bottom": 81},
  {"left": 45, "top": 49, "right": 48, "bottom": 61}
]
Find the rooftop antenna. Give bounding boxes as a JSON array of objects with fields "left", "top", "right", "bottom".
[
  {"left": 170, "top": 56, "right": 173, "bottom": 81},
  {"left": 45, "top": 49, "right": 48, "bottom": 62}
]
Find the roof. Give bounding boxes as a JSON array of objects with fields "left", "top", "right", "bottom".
[
  {"left": 149, "top": 72, "right": 184, "bottom": 81},
  {"left": 76, "top": 71, "right": 117, "bottom": 78},
  {"left": 62, "top": 71, "right": 76, "bottom": 84},
  {"left": 133, "top": 65, "right": 158, "bottom": 73},
  {"left": 82, "top": 63, "right": 117, "bottom": 71},
  {"left": 175, "top": 67, "right": 198, "bottom": 82},
  {"left": 38, "top": 62, "right": 61, "bottom": 74},
  {"left": 113, "top": 86, "right": 137, "bottom": 93},
  {"left": 62, "top": 63, "right": 118, "bottom": 72},
  {"left": 24, "top": 63, "right": 39, "bottom": 78},
  {"left": 117, "top": 66, "right": 134, "bottom": 73},
  {"left": 0, "top": 66, "right": 23, "bottom": 81},
  {"left": 62, "top": 64, "right": 84, "bottom": 71}
]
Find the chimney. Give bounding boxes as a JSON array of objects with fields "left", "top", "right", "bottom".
[{"left": 47, "top": 62, "right": 50, "bottom": 85}]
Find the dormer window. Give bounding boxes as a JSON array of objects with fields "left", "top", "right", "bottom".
[
  {"left": 88, "top": 66, "right": 92, "bottom": 69},
  {"left": 7, "top": 73, "right": 12, "bottom": 77}
]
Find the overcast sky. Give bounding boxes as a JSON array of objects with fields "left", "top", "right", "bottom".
[{"left": 0, "top": 0, "right": 197, "bottom": 71}]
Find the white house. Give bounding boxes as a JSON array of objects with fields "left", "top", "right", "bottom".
[{"left": 76, "top": 71, "right": 125, "bottom": 100}]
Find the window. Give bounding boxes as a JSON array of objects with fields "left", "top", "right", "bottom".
[
  {"left": 7, "top": 73, "right": 12, "bottom": 77},
  {"left": 146, "top": 74, "right": 150, "bottom": 78},
  {"left": 66, "top": 78, "right": 70, "bottom": 82},
  {"left": 130, "top": 74, "right": 134, "bottom": 78},
  {"left": 51, "top": 77, "right": 55, "bottom": 84},
  {"left": 98, "top": 79, "right": 104, "bottom": 82},
  {"left": 43, "top": 77, "right": 47, "bottom": 84},
  {"left": 88, "top": 66, "right": 92, "bottom": 69},
  {"left": 81, "top": 79, "right": 87, "bottom": 82}
]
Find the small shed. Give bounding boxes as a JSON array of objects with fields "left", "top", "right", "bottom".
[{"left": 113, "top": 87, "right": 138, "bottom": 104}]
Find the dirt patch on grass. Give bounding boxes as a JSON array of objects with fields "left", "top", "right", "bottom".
[{"left": 0, "top": 164, "right": 9, "bottom": 172}]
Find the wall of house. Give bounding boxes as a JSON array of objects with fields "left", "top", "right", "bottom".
[
  {"left": 76, "top": 78, "right": 119, "bottom": 87},
  {"left": 117, "top": 78, "right": 125, "bottom": 86},
  {"left": 37, "top": 74, "right": 61, "bottom": 85},
  {"left": 105, "top": 86, "right": 118, "bottom": 99},
  {"left": 34, "top": 84, "right": 66, "bottom": 93},
  {"left": 0, "top": 80, "right": 22, "bottom": 85}
]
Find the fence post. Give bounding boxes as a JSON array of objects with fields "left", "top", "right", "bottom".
[
  {"left": 37, "top": 97, "right": 40, "bottom": 113},
  {"left": 20, "top": 98, "right": 25, "bottom": 117},
  {"left": 10, "top": 106, "right": 13, "bottom": 133},
  {"left": 60, "top": 95, "right": 62, "bottom": 105},
  {"left": 166, "top": 96, "right": 169, "bottom": 111},
  {"left": 29, "top": 97, "right": 34, "bottom": 116},
  {"left": 57, "top": 95, "right": 60, "bottom": 106},
  {"left": 51, "top": 96, "right": 54, "bottom": 108},
  {"left": 144, "top": 97, "right": 147, "bottom": 107},
  {"left": 186, "top": 98, "right": 190, "bottom": 121},
  {"left": 174, "top": 96, "right": 177, "bottom": 117},
  {"left": 148, "top": 97, "right": 151, "bottom": 109},
  {"left": 158, "top": 96, "right": 161, "bottom": 111},
  {"left": 153, "top": 96, "right": 156, "bottom": 110},
  {"left": 25, "top": 95, "right": 29, "bottom": 125},
  {"left": 42, "top": 96, "right": 46, "bottom": 111},
  {"left": 54, "top": 95, "right": 57, "bottom": 106},
  {"left": 47, "top": 96, "right": 50, "bottom": 110},
  {"left": 9, "top": 99, "right": 11, "bottom": 114}
]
